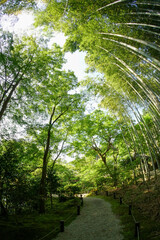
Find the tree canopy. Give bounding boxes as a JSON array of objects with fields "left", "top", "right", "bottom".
[{"left": 0, "top": 0, "right": 159, "bottom": 226}]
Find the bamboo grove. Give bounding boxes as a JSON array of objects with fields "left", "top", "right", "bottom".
[{"left": 34, "top": 0, "right": 160, "bottom": 180}]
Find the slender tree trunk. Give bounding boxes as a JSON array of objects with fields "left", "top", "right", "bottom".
[
  {"left": 0, "top": 178, "right": 7, "bottom": 217},
  {"left": 113, "top": 165, "right": 118, "bottom": 187},
  {"left": 101, "top": 155, "right": 115, "bottom": 185},
  {"left": 0, "top": 179, "right": 3, "bottom": 215},
  {"left": 140, "top": 160, "right": 146, "bottom": 182},
  {"left": 39, "top": 106, "right": 57, "bottom": 213},
  {"left": 0, "top": 72, "right": 24, "bottom": 121},
  {"left": 143, "top": 157, "right": 150, "bottom": 181},
  {"left": 50, "top": 192, "right": 53, "bottom": 209},
  {"left": 113, "top": 154, "right": 118, "bottom": 187},
  {"left": 39, "top": 128, "right": 51, "bottom": 214},
  {"left": 38, "top": 105, "right": 69, "bottom": 213}
]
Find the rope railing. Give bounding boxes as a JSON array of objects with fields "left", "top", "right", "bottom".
[
  {"left": 105, "top": 191, "right": 140, "bottom": 240},
  {"left": 38, "top": 226, "right": 59, "bottom": 240},
  {"left": 65, "top": 212, "right": 75, "bottom": 223}
]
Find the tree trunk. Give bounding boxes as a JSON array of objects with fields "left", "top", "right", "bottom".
[
  {"left": 143, "top": 157, "right": 150, "bottom": 181},
  {"left": 113, "top": 164, "right": 118, "bottom": 187},
  {"left": 0, "top": 178, "right": 7, "bottom": 217},
  {"left": 140, "top": 160, "right": 146, "bottom": 182},
  {"left": 50, "top": 193, "right": 53, "bottom": 209},
  {"left": 38, "top": 105, "right": 67, "bottom": 213},
  {"left": 113, "top": 153, "right": 119, "bottom": 187},
  {"left": 0, "top": 77, "right": 21, "bottom": 121},
  {"left": 101, "top": 155, "right": 115, "bottom": 185},
  {"left": 39, "top": 128, "right": 51, "bottom": 214}
]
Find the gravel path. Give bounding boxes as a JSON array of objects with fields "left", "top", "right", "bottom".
[{"left": 54, "top": 197, "right": 124, "bottom": 240}]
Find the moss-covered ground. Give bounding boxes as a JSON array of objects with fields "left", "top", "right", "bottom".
[
  {"left": 0, "top": 197, "right": 81, "bottom": 240},
  {"left": 94, "top": 174, "right": 160, "bottom": 240}
]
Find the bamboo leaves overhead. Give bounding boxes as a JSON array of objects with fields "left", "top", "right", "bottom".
[{"left": 35, "top": 0, "right": 160, "bottom": 117}]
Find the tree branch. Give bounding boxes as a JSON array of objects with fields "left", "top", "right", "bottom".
[{"left": 51, "top": 132, "right": 68, "bottom": 169}]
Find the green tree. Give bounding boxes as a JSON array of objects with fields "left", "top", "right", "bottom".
[
  {"left": 55, "top": 163, "right": 81, "bottom": 197},
  {"left": 19, "top": 40, "right": 85, "bottom": 212},
  {"left": 36, "top": 91, "right": 83, "bottom": 213},
  {"left": 0, "top": 0, "right": 36, "bottom": 15},
  {"left": 34, "top": 0, "right": 160, "bottom": 164},
  {"left": 0, "top": 139, "right": 41, "bottom": 215},
  {"left": 46, "top": 168, "right": 60, "bottom": 208},
  {"left": 0, "top": 31, "right": 65, "bottom": 123},
  {"left": 69, "top": 110, "right": 123, "bottom": 186}
]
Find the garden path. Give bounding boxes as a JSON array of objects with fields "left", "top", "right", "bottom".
[{"left": 53, "top": 197, "right": 123, "bottom": 240}]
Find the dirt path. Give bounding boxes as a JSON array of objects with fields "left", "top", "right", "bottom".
[{"left": 54, "top": 197, "right": 123, "bottom": 240}]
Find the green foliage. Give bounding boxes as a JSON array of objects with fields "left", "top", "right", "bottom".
[
  {"left": 47, "top": 168, "right": 60, "bottom": 195},
  {"left": 55, "top": 163, "right": 81, "bottom": 196},
  {"left": 0, "top": 196, "right": 80, "bottom": 240},
  {"left": 0, "top": 0, "right": 37, "bottom": 15},
  {"left": 34, "top": 0, "right": 160, "bottom": 137},
  {"left": 0, "top": 0, "right": 159, "bottom": 191},
  {"left": 0, "top": 139, "right": 42, "bottom": 213},
  {"left": 0, "top": 31, "right": 66, "bottom": 122},
  {"left": 70, "top": 109, "right": 119, "bottom": 154},
  {"left": 0, "top": 3, "right": 159, "bottom": 240}
]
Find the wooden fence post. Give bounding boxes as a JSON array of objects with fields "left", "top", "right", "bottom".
[
  {"left": 135, "top": 222, "right": 140, "bottom": 237},
  {"left": 80, "top": 196, "right": 83, "bottom": 206},
  {"left": 60, "top": 220, "right": 64, "bottom": 232},
  {"left": 77, "top": 206, "right": 80, "bottom": 215}
]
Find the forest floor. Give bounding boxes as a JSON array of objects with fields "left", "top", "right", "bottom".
[
  {"left": 0, "top": 197, "right": 81, "bottom": 240},
  {"left": 54, "top": 197, "right": 123, "bottom": 240},
  {"left": 98, "top": 171, "right": 160, "bottom": 240},
  {"left": 1, "top": 173, "right": 160, "bottom": 240}
]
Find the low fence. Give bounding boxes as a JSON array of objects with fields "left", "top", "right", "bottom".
[
  {"left": 37, "top": 192, "right": 140, "bottom": 240},
  {"left": 37, "top": 195, "right": 83, "bottom": 240},
  {"left": 105, "top": 191, "right": 140, "bottom": 240}
]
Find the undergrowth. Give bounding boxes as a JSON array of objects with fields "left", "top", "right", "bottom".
[
  {"left": 0, "top": 197, "right": 81, "bottom": 240},
  {"left": 95, "top": 174, "right": 160, "bottom": 240}
]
